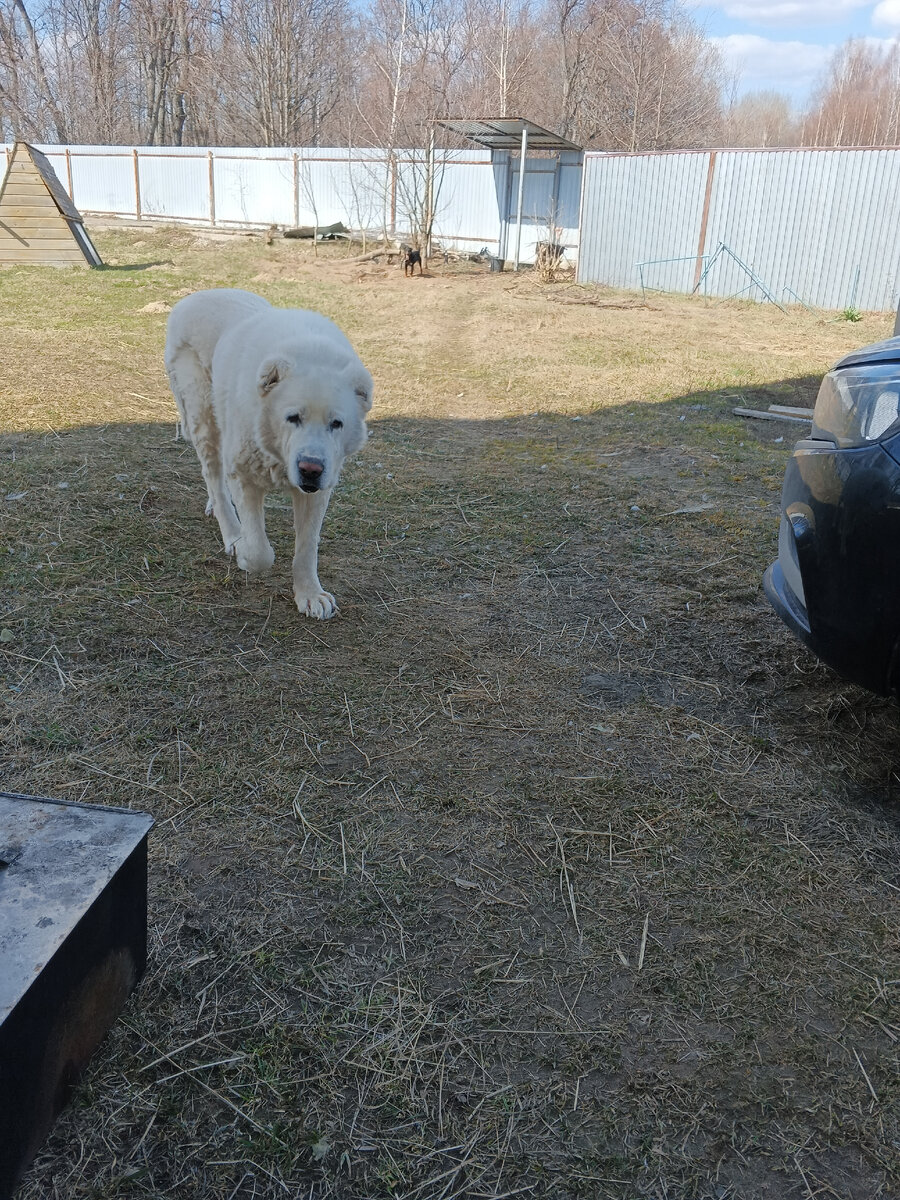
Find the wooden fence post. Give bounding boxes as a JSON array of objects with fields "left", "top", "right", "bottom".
[{"left": 693, "top": 151, "right": 717, "bottom": 291}]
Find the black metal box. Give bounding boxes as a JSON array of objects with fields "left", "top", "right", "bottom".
[{"left": 0, "top": 792, "right": 153, "bottom": 1198}]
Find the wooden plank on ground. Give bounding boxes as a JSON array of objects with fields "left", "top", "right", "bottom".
[
  {"left": 768, "top": 405, "right": 816, "bottom": 417},
  {"left": 733, "top": 406, "right": 812, "bottom": 424}
]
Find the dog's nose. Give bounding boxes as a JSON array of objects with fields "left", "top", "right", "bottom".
[{"left": 297, "top": 457, "right": 325, "bottom": 492}]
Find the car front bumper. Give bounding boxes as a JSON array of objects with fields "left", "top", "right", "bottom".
[{"left": 764, "top": 438, "right": 900, "bottom": 695}]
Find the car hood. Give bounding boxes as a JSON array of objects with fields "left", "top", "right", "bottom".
[{"left": 834, "top": 336, "right": 900, "bottom": 371}]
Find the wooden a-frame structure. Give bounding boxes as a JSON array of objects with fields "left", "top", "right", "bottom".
[{"left": 0, "top": 142, "right": 102, "bottom": 267}]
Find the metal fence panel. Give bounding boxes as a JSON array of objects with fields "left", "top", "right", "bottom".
[
  {"left": 391, "top": 152, "right": 502, "bottom": 251},
  {"left": 1, "top": 142, "right": 582, "bottom": 266},
  {"left": 577, "top": 151, "right": 709, "bottom": 292},
  {"left": 141, "top": 151, "right": 211, "bottom": 221},
  {"left": 334, "top": 156, "right": 391, "bottom": 232},
  {"left": 578, "top": 146, "right": 900, "bottom": 311},
  {"left": 557, "top": 155, "right": 583, "bottom": 227},
  {"left": 297, "top": 154, "right": 388, "bottom": 231},
  {"left": 394, "top": 155, "right": 427, "bottom": 237},
  {"left": 213, "top": 153, "right": 295, "bottom": 226},
  {"left": 428, "top": 154, "right": 501, "bottom": 252},
  {"left": 703, "top": 149, "right": 900, "bottom": 311},
  {"left": 65, "top": 148, "right": 138, "bottom": 217}
]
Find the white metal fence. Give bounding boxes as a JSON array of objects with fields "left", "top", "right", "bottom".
[
  {"left": 577, "top": 147, "right": 900, "bottom": 312},
  {"left": 1, "top": 143, "right": 584, "bottom": 266},
  {"left": 10, "top": 141, "right": 900, "bottom": 308}
]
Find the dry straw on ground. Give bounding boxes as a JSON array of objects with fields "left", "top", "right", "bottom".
[{"left": 2, "top": 229, "right": 899, "bottom": 1199}]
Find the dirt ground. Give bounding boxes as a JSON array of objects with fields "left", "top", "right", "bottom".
[{"left": 2, "top": 227, "right": 900, "bottom": 1199}]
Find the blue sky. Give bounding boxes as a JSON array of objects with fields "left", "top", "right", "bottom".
[{"left": 690, "top": 0, "right": 900, "bottom": 104}]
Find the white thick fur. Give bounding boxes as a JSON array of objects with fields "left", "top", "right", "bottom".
[{"left": 164, "top": 288, "right": 373, "bottom": 619}]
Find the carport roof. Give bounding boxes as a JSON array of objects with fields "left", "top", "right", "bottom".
[{"left": 433, "top": 118, "right": 582, "bottom": 152}]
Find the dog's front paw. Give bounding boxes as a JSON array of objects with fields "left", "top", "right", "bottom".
[
  {"left": 236, "top": 541, "right": 276, "bottom": 575},
  {"left": 295, "top": 589, "right": 338, "bottom": 620}
]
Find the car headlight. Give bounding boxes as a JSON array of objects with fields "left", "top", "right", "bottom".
[{"left": 812, "top": 364, "right": 900, "bottom": 447}]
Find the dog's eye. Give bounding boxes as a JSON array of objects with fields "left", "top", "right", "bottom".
[
  {"left": 329, "top": 419, "right": 343, "bottom": 431},
  {"left": 286, "top": 413, "right": 302, "bottom": 426}
]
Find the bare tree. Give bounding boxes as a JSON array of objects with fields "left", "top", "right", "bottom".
[
  {"left": 217, "top": 0, "right": 347, "bottom": 146},
  {"left": 0, "top": 0, "right": 731, "bottom": 150},
  {"left": 803, "top": 40, "right": 900, "bottom": 147},
  {"left": 60, "top": 0, "right": 126, "bottom": 141},
  {"left": 130, "top": 0, "right": 182, "bottom": 144},
  {"left": 724, "top": 90, "right": 799, "bottom": 148},
  {"left": 465, "top": 0, "right": 538, "bottom": 116},
  {"left": 574, "top": 0, "right": 726, "bottom": 149},
  {"left": 0, "top": 0, "right": 69, "bottom": 139}
]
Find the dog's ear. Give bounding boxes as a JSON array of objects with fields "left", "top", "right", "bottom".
[
  {"left": 258, "top": 358, "right": 290, "bottom": 397},
  {"left": 345, "top": 363, "right": 373, "bottom": 414}
]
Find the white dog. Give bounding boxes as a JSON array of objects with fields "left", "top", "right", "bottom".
[{"left": 164, "top": 288, "right": 373, "bottom": 618}]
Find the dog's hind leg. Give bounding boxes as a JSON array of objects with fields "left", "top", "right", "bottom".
[
  {"left": 290, "top": 488, "right": 337, "bottom": 619},
  {"left": 165, "top": 345, "right": 242, "bottom": 554},
  {"left": 227, "top": 476, "right": 275, "bottom": 575}
]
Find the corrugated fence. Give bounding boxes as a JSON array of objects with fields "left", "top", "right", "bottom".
[
  {"left": 577, "top": 147, "right": 900, "bottom": 312},
  {"left": 0, "top": 143, "right": 584, "bottom": 266},
  {"left": 8, "top": 141, "right": 900, "bottom": 308}
]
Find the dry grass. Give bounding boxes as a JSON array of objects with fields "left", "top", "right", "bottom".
[{"left": 2, "top": 227, "right": 900, "bottom": 1199}]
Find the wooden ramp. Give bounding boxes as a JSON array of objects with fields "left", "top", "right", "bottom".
[{"left": 0, "top": 142, "right": 102, "bottom": 267}]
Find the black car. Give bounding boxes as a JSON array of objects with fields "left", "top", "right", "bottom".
[{"left": 764, "top": 336, "right": 900, "bottom": 695}]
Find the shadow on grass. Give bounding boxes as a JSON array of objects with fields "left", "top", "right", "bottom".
[
  {"left": 94, "top": 260, "right": 175, "bottom": 272},
  {"left": 3, "top": 373, "right": 900, "bottom": 1200},
  {"left": 1, "top": 371, "right": 896, "bottom": 789}
]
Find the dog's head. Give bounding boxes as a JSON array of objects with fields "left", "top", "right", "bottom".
[{"left": 258, "top": 350, "right": 373, "bottom": 493}]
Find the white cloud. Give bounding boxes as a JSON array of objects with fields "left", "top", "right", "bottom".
[
  {"left": 873, "top": 0, "right": 900, "bottom": 26},
  {"left": 696, "top": 0, "right": 867, "bottom": 23},
  {"left": 713, "top": 33, "right": 834, "bottom": 92}
]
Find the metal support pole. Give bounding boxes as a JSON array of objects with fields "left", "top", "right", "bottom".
[
  {"left": 513, "top": 126, "right": 528, "bottom": 271},
  {"left": 425, "top": 122, "right": 435, "bottom": 260}
]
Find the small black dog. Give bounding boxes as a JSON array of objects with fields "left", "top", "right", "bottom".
[{"left": 401, "top": 245, "right": 423, "bottom": 276}]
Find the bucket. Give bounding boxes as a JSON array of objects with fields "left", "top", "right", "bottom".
[{"left": 488, "top": 256, "right": 504, "bottom": 273}]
